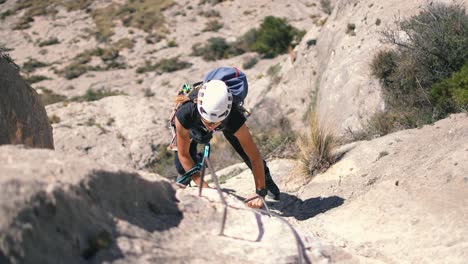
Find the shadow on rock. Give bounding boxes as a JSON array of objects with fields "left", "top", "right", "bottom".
[
  {"left": 5, "top": 170, "right": 182, "bottom": 264},
  {"left": 222, "top": 188, "right": 344, "bottom": 221},
  {"left": 270, "top": 193, "right": 345, "bottom": 221}
]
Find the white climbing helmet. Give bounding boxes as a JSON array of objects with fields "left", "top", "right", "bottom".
[{"left": 197, "top": 80, "right": 233, "bottom": 123}]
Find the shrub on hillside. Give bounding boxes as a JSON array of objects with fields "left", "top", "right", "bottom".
[
  {"left": 136, "top": 57, "right": 192, "bottom": 74},
  {"left": 191, "top": 37, "right": 242, "bottom": 61},
  {"left": 369, "top": 2, "right": 468, "bottom": 136},
  {"left": 70, "top": 88, "right": 124, "bottom": 102},
  {"left": 431, "top": 64, "right": 468, "bottom": 117},
  {"left": 250, "top": 16, "right": 305, "bottom": 58},
  {"left": 320, "top": 0, "right": 333, "bottom": 15},
  {"left": 147, "top": 144, "right": 177, "bottom": 179},
  {"left": 38, "top": 37, "right": 60, "bottom": 47},
  {"left": 242, "top": 56, "right": 258, "bottom": 70},
  {"left": 59, "top": 47, "right": 126, "bottom": 79},
  {"left": 202, "top": 19, "right": 223, "bottom": 32},
  {"left": 37, "top": 87, "right": 67, "bottom": 105},
  {"left": 22, "top": 58, "right": 48, "bottom": 73},
  {"left": 25, "top": 75, "right": 50, "bottom": 84}
]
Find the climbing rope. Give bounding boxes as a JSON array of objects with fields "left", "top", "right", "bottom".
[{"left": 177, "top": 143, "right": 311, "bottom": 264}]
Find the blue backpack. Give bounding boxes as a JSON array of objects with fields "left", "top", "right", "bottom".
[{"left": 202, "top": 67, "right": 248, "bottom": 105}]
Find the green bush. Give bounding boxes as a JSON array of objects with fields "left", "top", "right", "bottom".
[
  {"left": 369, "top": 2, "right": 468, "bottom": 136},
  {"left": 431, "top": 64, "right": 468, "bottom": 117},
  {"left": 250, "top": 16, "right": 304, "bottom": 58}
]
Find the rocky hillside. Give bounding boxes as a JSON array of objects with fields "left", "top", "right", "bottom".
[
  {"left": 1, "top": 0, "right": 468, "bottom": 263},
  {"left": 0, "top": 0, "right": 319, "bottom": 172},
  {"left": 2, "top": 0, "right": 466, "bottom": 169}
]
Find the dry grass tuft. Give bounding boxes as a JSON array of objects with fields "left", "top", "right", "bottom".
[{"left": 297, "top": 112, "right": 337, "bottom": 177}]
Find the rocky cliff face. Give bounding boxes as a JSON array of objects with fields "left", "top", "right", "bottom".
[
  {"left": 269, "top": 0, "right": 465, "bottom": 133},
  {"left": 0, "top": 52, "right": 54, "bottom": 149},
  {"left": 0, "top": 145, "right": 349, "bottom": 263}
]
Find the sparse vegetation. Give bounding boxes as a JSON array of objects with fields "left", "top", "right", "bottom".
[
  {"left": 37, "top": 87, "right": 67, "bottom": 105},
  {"left": 203, "top": 20, "right": 223, "bottom": 32},
  {"left": 25, "top": 75, "right": 50, "bottom": 84},
  {"left": 369, "top": 2, "right": 468, "bottom": 136},
  {"left": 191, "top": 37, "right": 243, "bottom": 61},
  {"left": 82, "top": 230, "right": 113, "bottom": 260},
  {"left": 346, "top": 23, "right": 356, "bottom": 36},
  {"left": 114, "top": 38, "right": 135, "bottom": 50},
  {"left": 145, "top": 33, "right": 161, "bottom": 44},
  {"left": 267, "top": 64, "right": 282, "bottom": 85},
  {"left": 48, "top": 114, "right": 61, "bottom": 124},
  {"left": 297, "top": 112, "right": 337, "bottom": 177},
  {"left": 375, "top": 18, "right": 382, "bottom": 26},
  {"left": 167, "top": 39, "right": 178, "bottom": 47},
  {"left": 58, "top": 47, "right": 126, "bottom": 79},
  {"left": 22, "top": 58, "right": 48, "bottom": 73},
  {"left": 320, "top": 0, "right": 333, "bottom": 15},
  {"left": 13, "top": 16, "right": 34, "bottom": 30},
  {"left": 147, "top": 144, "right": 177, "bottom": 178},
  {"left": 199, "top": 0, "right": 227, "bottom": 5},
  {"left": 92, "top": 0, "right": 173, "bottom": 42},
  {"left": 192, "top": 16, "right": 304, "bottom": 60},
  {"left": 253, "top": 116, "right": 295, "bottom": 159},
  {"left": 199, "top": 9, "right": 220, "bottom": 17},
  {"left": 12, "top": 0, "right": 93, "bottom": 29},
  {"left": 70, "top": 88, "right": 124, "bottom": 102},
  {"left": 1, "top": 10, "right": 14, "bottom": 20},
  {"left": 38, "top": 37, "right": 60, "bottom": 47},
  {"left": 242, "top": 56, "right": 258, "bottom": 70},
  {"left": 143, "top": 88, "right": 155, "bottom": 97},
  {"left": 136, "top": 57, "right": 192, "bottom": 74}
]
